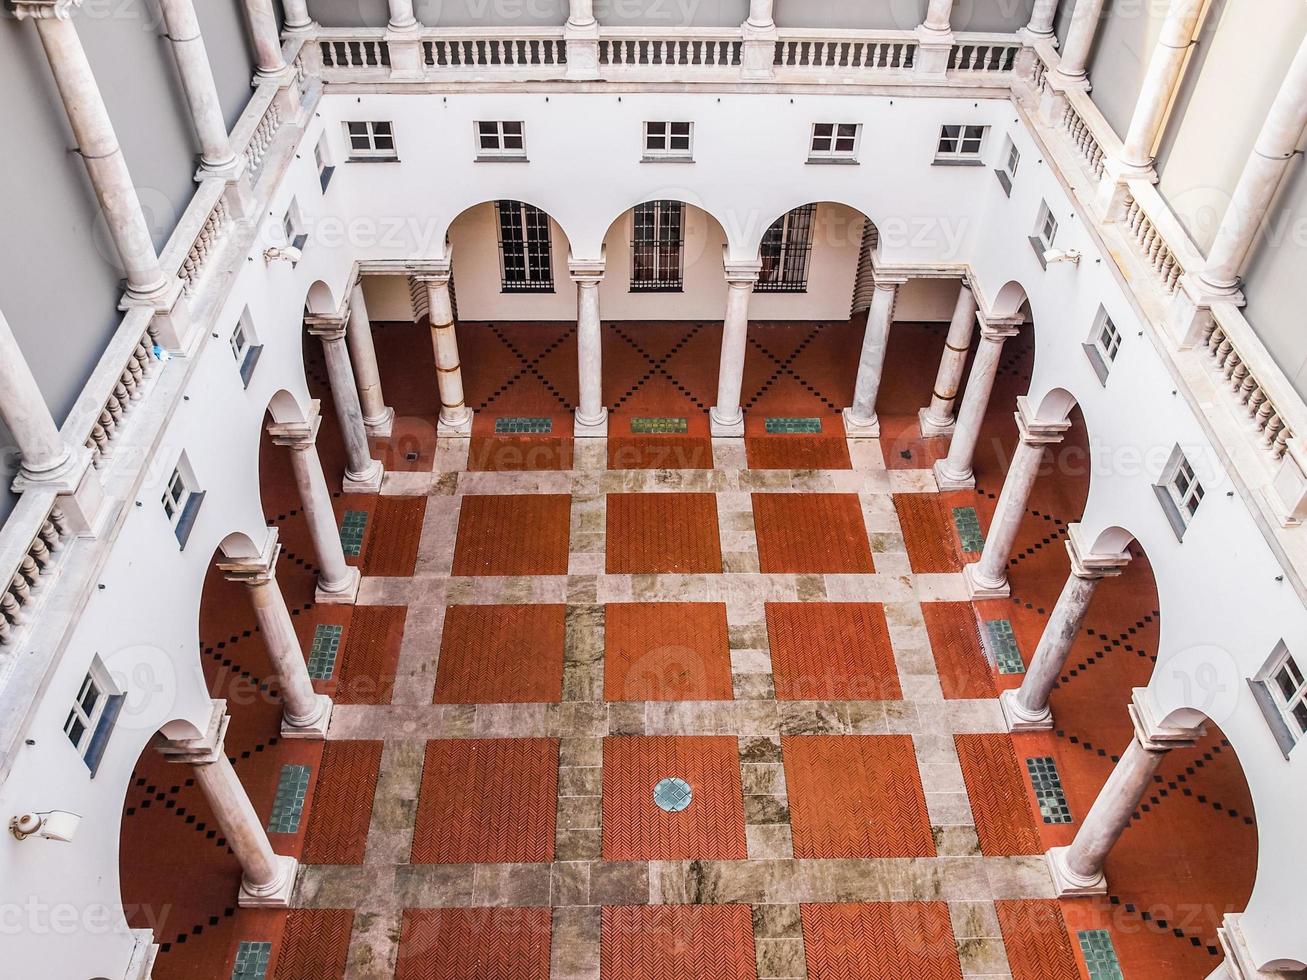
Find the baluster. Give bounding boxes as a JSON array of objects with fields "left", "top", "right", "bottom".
[
  {"left": 18, "top": 556, "right": 40, "bottom": 593},
  {"left": 1, "top": 590, "right": 22, "bottom": 629},
  {"left": 39, "top": 519, "right": 61, "bottom": 554}
]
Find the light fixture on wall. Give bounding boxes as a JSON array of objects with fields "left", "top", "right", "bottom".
[
  {"left": 1043, "top": 248, "right": 1083, "bottom": 266},
  {"left": 263, "top": 246, "right": 302, "bottom": 265},
  {"left": 9, "top": 810, "right": 81, "bottom": 843}
]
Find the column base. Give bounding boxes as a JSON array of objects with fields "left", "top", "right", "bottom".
[
  {"left": 237, "top": 854, "right": 299, "bottom": 908},
  {"left": 574, "top": 408, "right": 609, "bottom": 438},
  {"left": 842, "top": 407, "right": 881, "bottom": 439},
  {"left": 12, "top": 445, "right": 108, "bottom": 536},
  {"left": 709, "top": 407, "right": 745, "bottom": 438},
  {"left": 1046, "top": 845, "right": 1107, "bottom": 897},
  {"left": 342, "top": 459, "right": 384, "bottom": 494},
  {"left": 437, "top": 410, "right": 474, "bottom": 437},
  {"left": 280, "top": 693, "right": 333, "bottom": 740},
  {"left": 918, "top": 407, "right": 956, "bottom": 437},
  {"left": 964, "top": 561, "right": 1011, "bottom": 599},
  {"left": 364, "top": 406, "right": 395, "bottom": 438},
  {"left": 999, "top": 688, "right": 1054, "bottom": 732},
  {"left": 933, "top": 459, "right": 975, "bottom": 491},
  {"left": 314, "top": 566, "right": 361, "bottom": 606},
  {"left": 121, "top": 277, "right": 193, "bottom": 353},
  {"left": 123, "top": 928, "right": 158, "bottom": 980}
]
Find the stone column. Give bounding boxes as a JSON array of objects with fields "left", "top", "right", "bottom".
[
  {"left": 0, "top": 308, "right": 72, "bottom": 481},
  {"left": 564, "top": 0, "right": 600, "bottom": 79},
  {"left": 571, "top": 257, "right": 608, "bottom": 437},
  {"left": 281, "top": 0, "right": 312, "bottom": 31},
  {"left": 922, "top": 0, "right": 955, "bottom": 32},
  {"left": 1201, "top": 36, "right": 1307, "bottom": 290},
  {"left": 242, "top": 0, "right": 286, "bottom": 74},
  {"left": 933, "top": 315, "right": 1021, "bottom": 491},
  {"left": 915, "top": 0, "right": 955, "bottom": 76},
  {"left": 844, "top": 277, "right": 906, "bottom": 438},
  {"left": 1000, "top": 526, "right": 1128, "bottom": 731},
  {"left": 15, "top": 0, "right": 190, "bottom": 348},
  {"left": 1119, "top": 0, "right": 1205, "bottom": 171},
  {"left": 267, "top": 405, "right": 361, "bottom": 606},
  {"left": 306, "top": 314, "right": 385, "bottom": 492},
  {"left": 568, "top": 0, "right": 595, "bottom": 24},
  {"left": 346, "top": 281, "right": 395, "bottom": 438},
  {"left": 1056, "top": 0, "right": 1105, "bottom": 82},
  {"left": 218, "top": 533, "right": 333, "bottom": 738},
  {"left": 417, "top": 266, "right": 474, "bottom": 436},
  {"left": 158, "top": 0, "right": 238, "bottom": 172},
  {"left": 1027, "top": 0, "right": 1059, "bottom": 37},
  {"left": 920, "top": 280, "right": 978, "bottom": 436},
  {"left": 710, "top": 259, "right": 762, "bottom": 437},
  {"left": 741, "top": 0, "right": 777, "bottom": 78},
  {"left": 158, "top": 702, "right": 297, "bottom": 907},
  {"left": 1046, "top": 692, "right": 1202, "bottom": 896},
  {"left": 964, "top": 397, "right": 1071, "bottom": 598},
  {"left": 388, "top": 0, "right": 416, "bottom": 28}
]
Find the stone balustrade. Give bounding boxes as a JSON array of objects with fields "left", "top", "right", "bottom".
[{"left": 0, "top": 498, "right": 68, "bottom": 647}]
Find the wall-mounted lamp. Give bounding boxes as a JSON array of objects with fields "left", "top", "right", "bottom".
[
  {"left": 10, "top": 810, "right": 81, "bottom": 842},
  {"left": 263, "top": 246, "right": 302, "bottom": 265},
  {"left": 1043, "top": 248, "right": 1083, "bottom": 266}
]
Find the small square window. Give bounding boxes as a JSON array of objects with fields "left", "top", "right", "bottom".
[
  {"left": 1252, "top": 643, "right": 1307, "bottom": 756},
  {"left": 476, "top": 120, "right": 527, "bottom": 160},
  {"left": 314, "top": 134, "right": 335, "bottom": 191},
  {"left": 1083, "top": 307, "right": 1121, "bottom": 385},
  {"left": 64, "top": 657, "right": 123, "bottom": 774},
  {"left": 996, "top": 137, "right": 1019, "bottom": 194},
  {"left": 161, "top": 454, "right": 205, "bottom": 548},
  {"left": 230, "top": 309, "right": 262, "bottom": 387},
  {"left": 809, "top": 123, "right": 862, "bottom": 162},
  {"left": 935, "top": 124, "right": 987, "bottom": 163},
  {"left": 643, "top": 121, "right": 693, "bottom": 160},
  {"left": 1153, "top": 446, "right": 1204, "bottom": 539},
  {"left": 1035, "top": 202, "right": 1058, "bottom": 248},
  {"left": 343, "top": 120, "right": 397, "bottom": 161}
]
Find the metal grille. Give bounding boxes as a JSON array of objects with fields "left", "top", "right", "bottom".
[
  {"left": 630, "top": 201, "right": 684, "bottom": 292},
  {"left": 757, "top": 205, "right": 815, "bottom": 292},
  {"left": 496, "top": 200, "right": 554, "bottom": 292}
]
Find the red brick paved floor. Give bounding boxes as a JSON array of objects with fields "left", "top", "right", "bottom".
[
  {"left": 893, "top": 492, "right": 964, "bottom": 573},
  {"left": 765, "top": 602, "right": 901, "bottom": 701},
  {"left": 604, "top": 603, "right": 733, "bottom": 702},
  {"left": 751, "top": 493, "right": 874, "bottom": 574},
  {"left": 955, "top": 734, "right": 1043, "bottom": 856},
  {"left": 434, "top": 604, "right": 566, "bottom": 704},
  {"left": 396, "top": 907, "right": 553, "bottom": 980},
  {"left": 783, "top": 735, "right": 935, "bottom": 859},
  {"left": 601, "top": 904, "right": 757, "bottom": 980},
  {"left": 801, "top": 902, "right": 964, "bottom": 980},
  {"left": 333, "top": 605, "right": 405, "bottom": 705},
  {"left": 121, "top": 319, "right": 1258, "bottom": 980},
  {"left": 605, "top": 492, "right": 722, "bottom": 574},
  {"left": 603, "top": 736, "right": 747, "bottom": 861},
  {"left": 273, "top": 908, "right": 353, "bottom": 979},
  {"left": 921, "top": 602, "right": 996, "bottom": 700},
  {"left": 301, "top": 740, "right": 382, "bottom": 865},
  {"left": 451, "top": 493, "right": 572, "bottom": 576}
]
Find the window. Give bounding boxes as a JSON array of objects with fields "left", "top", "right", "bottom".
[
  {"left": 315, "top": 134, "right": 335, "bottom": 191},
  {"left": 1252, "top": 644, "right": 1307, "bottom": 756},
  {"left": 996, "top": 137, "right": 1019, "bottom": 194},
  {"left": 643, "top": 121, "right": 693, "bottom": 161},
  {"left": 344, "top": 120, "right": 397, "bottom": 161},
  {"left": 935, "top": 124, "right": 987, "bottom": 163},
  {"left": 630, "top": 201, "right": 684, "bottom": 292},
  {"left": 161, "top": 454, "right": 205, "bottom": 548},
  {"left": 1083, "top": 307, "right": 1121, "bottom": 385},
  {"left": 282, "top": 199, "right": 307, "bottom": 255},
  {"left": 476, "top": 121, "right": 526, "bottom": 160},
  {"left": 230, "top": 308, "right": 262, "bottom": 387},
  {"left": 1153, "top": 446, "right": 1204, "bottom": 539},
  {"left": 809, "top": 123, "right": 861, "bottom": 162},
  {"left": 496, "top": 201, "right": 554, "bottom": 292},
  {"left": 757, "top": 205, "right": 815, "bottom": 293},
  {"left": 64, "top": 658, "right": 123, "bottom": 775},
  {"left": 1030, "top": 201, "right": 1058, "bottom": 265}
]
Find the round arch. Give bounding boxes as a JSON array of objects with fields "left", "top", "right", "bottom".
[{"left": 305, "top": 280, "right": 339, "bottom": 316}]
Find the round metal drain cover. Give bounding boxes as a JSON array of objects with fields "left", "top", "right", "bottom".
[{"left": 653, "top": 777, "right": 693, "bottom": 813}]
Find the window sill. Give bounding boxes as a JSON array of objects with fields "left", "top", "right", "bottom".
[
  {"left": 239, "top": 345, "right": 264, "bottom": 389},
  {"left": 630, "top": 286, "right": 684, "bottom": 294},
  {"left": 1249, "top": 678, "right": 1299, "bottom": 761},
  {"left": 475, "top": 155, "right": 530, "bottom": 163},
  {"left": 641, "top": 156, "right": 695, "bottom": 164},
  {"left": 174, "top": 490, "right": 205, "bottom": 550},
  {"left": 346, "top": 156, "right": 400, "bottom": 163},
  {"left": 319, "top": 166, "right": 336, "bottom": 192},
  {"left": 1082, "top": 342, "right": 1110, "bottom": 386},
  {"left": 500, "top": 286, "right": 556, "bottom": 294},
  {"left": 1152, "top": 483, "right": 1189, "bottom": 542},
  {"left": 806, "top": 157, "right": 859, "bottom": 165},
  {"left": 754, "top": 285, "right": 808, "bottom": 294},
  {"left": 932, "top": 157, "right": 985, "bottom": 167},
  {"left": 1029, "top": 236, "right": 1051, "bottom": 269},
  {"left": 995, "top": 169, "right": 1013, "bottom": 196}
]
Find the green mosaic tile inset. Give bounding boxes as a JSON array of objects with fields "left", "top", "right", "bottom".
[
  {"left": 986, "top": 619, "right": 1025, "bottom": 674},
  {"left": 267, "top": 764, "right": 311, "bottom": 834},
  {"left": 495, "top": 416, "right": 552, "bottom": 434},
  {"left": 231, "top": 941, "right": 272, "bottom": 980},
  {"left": 630, "top": 417, "right": 688, "bottom": 434},
  {"left": 764, "top": 417, "right": 823, "bottom": 434},
  {"left": 308, "top": 624, "right": 343, "bottom": 680},
  {"left": 952, "top": 506, "right": 985, "bottom": 553},
  {"left": 1026, "top": 756, "right": 1073, "bottom": 824},
  {"left": 339, "top": 510, "right": 368, "bottom": 556},
  {"left": 1078, "top": 929, "right": 1124, "bottom": 980}
]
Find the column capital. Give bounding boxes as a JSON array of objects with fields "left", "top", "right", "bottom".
[
  {"left": 977, "top": 311, "right": 1023, "bottom": 342},
  {"left": 568, "top": 252, "right": 606, "bottom": 284},
  {"left": 217, "top": 528, "right": 281, "bottom": 585},
  {"left": 1065, "top": 523, "right": 1131, "bottom": 580},
  {"left": 305, "top": 312, "right": 348, "bottom": 341},
  {"left": 723, "top": 250, "right": 763, "bottom": 285},
  {"left": 1130, "top": 688, "right": 1205, "bottom": 751},
  {"left": 1015, "top": 395, "right": 1072, "bottom": 445},
  {"left": 872, "top": 274, "right": 909, "bottom": 290},
  {"left": 266, "top": 401, "right": 322, "bottom": 451},
  {"left": 157, "top": 700, "right": 228, "bottom": 765},
  {"left": 412, "top": 259, "right": 454, "bottom": 286},
  {"left": 11, "top": 0, "right": 82, "bottom": 20}
]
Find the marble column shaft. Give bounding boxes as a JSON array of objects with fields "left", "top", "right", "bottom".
[
  {"left": 1120, "top": 0, "right": 1204, "bottom": 169},
  {"left": 1058, "top": 0, "right": 1106, "bottom": 79},
  {"left": 0, "top": 307, "right": 70, "bottom": 477},
  {"left": 346, "top": 283, "right": 394, "bottom": 432},
  {"left": 159, "top": 0, "right": 237, "bottom": 169},
  {"left": 922, "top": 281, "right": 978, "bottom": 430}
]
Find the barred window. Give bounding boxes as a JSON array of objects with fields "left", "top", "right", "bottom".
[
  {"left": 496, "top": 201, "right": 554, "bottom": 292},
  {"left": 757, "top": 205, "right": 815, "bottom": 293},
  {"left": 631, "top": 201, "right": 684, "bottom": 292}
]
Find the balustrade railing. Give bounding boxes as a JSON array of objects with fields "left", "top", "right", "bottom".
[
  {"left": 243, "top": 99, "right": 283, "bottom": 176},
  {"left": 180, "top": 194, "right": 232, "bottom": 298},
  {"left": 773, "top": 32, "right": 916, "bottom": 71},
  {"left": 424, "top": 32, "right": 566, "bottom": 68},
  {"left": 1061, "top": 101, "right": 1106, "bottom": 178},
  {"left": 0, "top": 499, "right": 69, "bottom": 647},
  {"left": 1121, "top": 189, "right": 1185, "bottom": 294},
  {"left": 319, "top": 36, "right": 391, "bottom": 69},
  {"left": 948, "top": 36, "right": 1019, "bottom": 72},
  {"left": 81, "top": 318, "right": 159, "bottom": 468},
  {"left": 1204, "top": 306, "right": 1300, "bottom": 464},
  {"left": 599, "top": 32, "right": 741, "bottom": 68}
]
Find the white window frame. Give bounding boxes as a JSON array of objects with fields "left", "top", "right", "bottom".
[
  {"left": 1153, "top": 446, "right": 1204, "bottom": 539},
  {"left": 808, "top": 123, "right": 862, "bottom": 162},
  {"left": 1083, "top": 306, "right": 1121, "bottom": 385},
  {"left": 315, "top": 133, "right": 336, "bottom": 191},
  {"left": 643, "top": 121, "right": 694, "bottom": 161},
  {"left": 343, "top": 120, "right": 397, "bottom": 161},
  {"left": 161, "top": 453, "right": 204, "bottom": 547},
  {"left": 1268, "top": 647, "right": 1307, "bottom": 743},
  {"left": 996, "top": 137, "right": 1019, "bottom": 194},
  {"left": 475, "top": 120, "right": 527, "bottom": 160},
  {"left": 1035, "top": 202, "right": 1058, "bottom": 249},
  {"left": 230, "top": 308, "right": 262, "bottom": 387},
  {"left": 935, "top": 124, "right": 987, "bottom": 163},
  {"left": 64, "top": 657, "right": 121, "bottom": 773}
]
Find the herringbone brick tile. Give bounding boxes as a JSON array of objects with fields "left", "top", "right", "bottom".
[
  {"left": 301, "top": 740, "right": 382, "bottom": 865},
  {"left": 955, "top": 733, "right": 1042, "bottom": 856},
  {"left": 995, "top": 900, "right": 1081, "bottom": 980},
  {"left": 395, "top": 907, "right": 552, "bottom": 980},
  {"left": 601, "top": 904, "right": 757, "bottom": 979},
  {"left": 434, "top": 604, "right": 565, "bottom": 704},
  {"left": 744, "top": 434, "right": 851, "bottom": 470},
  {"left": 604, "top": 602, "right": 732, "bottom": 702},
  {"left": 751, "top": 493, "right": 874, "bottom": 574},
  {"left": 606, "top": 493, "right": 722, "bottom": 574},
  {"left": 273, "top": 908, "right": 353, "bottom": 979},
  {"left": 451, "top": 494, "right": 571, "bottom": 576},
  {"left": 892, "top": 492, "right": 963, "bottom": 573},
  {"left": 362, "top": 496, "right": 427, "bottom": 576},
  {"left": 922, "top": 602, "right": 997, "bottom": 700},
  {"left": 765, "top": 602, "right": 900, "bottom": 701},
  {"left": 801, "top": 902, "right": 963, "bottom": 979},
  {"left": 335, "top": 606, "right": 405, "bottom": 705}
]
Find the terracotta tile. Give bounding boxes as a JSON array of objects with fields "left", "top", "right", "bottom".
[
  {"left": 601, "top": 904, "right": 757, "bottom": 979},
  {"left": 606, "top": 493, "right": 722, "bottom": 574},
  {"left": 801, "top": 902, "right": 963, "bottom": 979},
  {"left": 922, "top": 603, "right": 997, "bottom": 700},
  {"left": 955, "top": 734, "right": 1042, "bottom": 856},
  {"left": 273, "top": 908, "right": 353, "bottom": 979},
  {"left": 435, "top": 604, "right": 565, "bottom": 704},
  {"left": 452, "top": 494, "right": 571, "bottom": 576},
  {"left": 893, "top": 493, "right": 963, "bottom": 573},
  {"left": 766, "top": 602, "right": 901, "bottom": 701},
  {"left": 396, "top": 907, "right": 552, "bottom": 980},
  {"left": 604, "top": 602, "right": 733, "bottom": 701},
  {"left": 751, "top": 493, "right": 874, "bottom": 574},
  {"left": 302, "top": 741, "right": 382, "bottom": 865}
]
